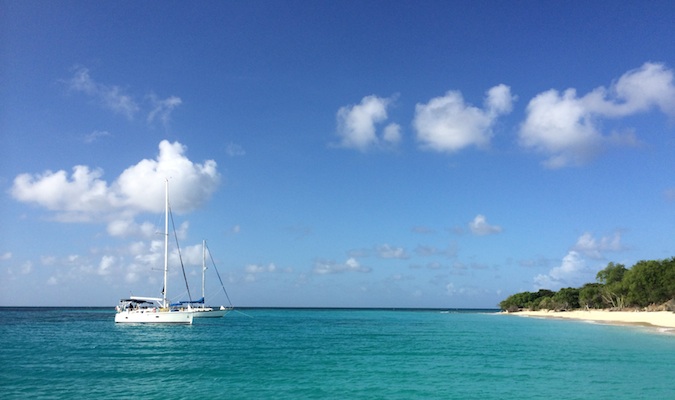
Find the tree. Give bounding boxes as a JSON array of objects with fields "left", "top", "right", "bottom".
[
  {"left": 624, "top": 258, "right": 675, "bottom": 307},
  {"left": 499, "top": 257, "right": 674, "bottom": 311},
  {"left": 537, "top": 296, "right": 554, "bottom": 311},
  {"left": 553, "top": 287, "right": 580, "bottom": 310},
  {"left": 499, "top": 289, "right": 558, "bottom": 311},
  {"left": 596, "top": 262, "right": 627, "bottom": 285},
  {"left": 578, "top": 283, "right": 604, "bottom": 309},
  {"left": 596, "top": 262, "right": 627, "bottom": 309}
]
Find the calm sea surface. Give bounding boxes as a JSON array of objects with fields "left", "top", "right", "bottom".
[{"left": 1, "top": 308, "right": 673, "bottom": 399}]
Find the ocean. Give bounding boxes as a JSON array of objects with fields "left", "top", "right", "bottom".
[{"left": 1, "top": 308, "right": 673, "bottom": 399}]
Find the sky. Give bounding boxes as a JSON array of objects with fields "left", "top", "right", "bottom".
[{"left": 1, "top": 1, "right": 674, "bottom": 308}]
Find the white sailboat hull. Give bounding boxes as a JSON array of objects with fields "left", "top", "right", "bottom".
[
  {"left": 115, "top": 309, "right": 193, "bottom": 324},
  {"left": 191, "top": 307, "right": 230, "bottom": 318}
]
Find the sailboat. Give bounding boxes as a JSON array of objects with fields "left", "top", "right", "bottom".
[
  {"left": 172, "top": 240, "right": 232, "bottom": 318},
  {"left": 114, "top": 180, "right": 194, "bottom": 324}
]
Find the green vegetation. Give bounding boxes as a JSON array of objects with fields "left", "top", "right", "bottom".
[{"left": 499, "top": 257, "right": 675, "bottom": 312}]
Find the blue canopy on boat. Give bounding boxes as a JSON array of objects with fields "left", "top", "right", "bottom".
[{"left": 169, "top": 297, "right": 205, "bottom": 307}]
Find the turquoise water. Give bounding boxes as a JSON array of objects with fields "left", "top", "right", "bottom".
[{"left": 1, "top": 308, "right": 673, "bottom": 399}]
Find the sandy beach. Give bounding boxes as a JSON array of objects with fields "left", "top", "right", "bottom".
[{"left": 508, "top": 310, "right": 675, "bottom": 330}]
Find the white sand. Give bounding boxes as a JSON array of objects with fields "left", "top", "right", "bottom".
[{"left": 508, "top": 310, "right": 675, "bottom": 329}]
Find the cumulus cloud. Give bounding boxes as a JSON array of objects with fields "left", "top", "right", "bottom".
[
  {"left": 533, "top": 232, "right": 625, "bottom": 289},
  {"left": 115, "top": 141, "right": 219, "bottom": 214},
  {"left": 520, "top": 62, "right": 675, "bottom": 168},
  {"left": 313, "top": 258, "right": 371, "bottom": 274},
  {"left": 244, "top": 263, "right": 277, "bottom": 282},
  {"left": 413, "top": 84, "right": 515, "bottom": 153},
  {"left": 468, "top": 214, "right": 502, "bottom": 235},
  {"left": 382, "top": 123, "right": 402, "bottom": 145},
  {"left": 534, "top": 250, "right": 588, "bottom": 289},
  {"left": 245, "top": 263, "right": 277, "bottom": 274},
  {"left": 98, "top": 255, "right": 115, "bottom": 276},
  {"left": 572, "top": 232, "right": 625, "bottom": 259},
  {"left": 11, "top": 140, "right": 220, "bottom": 232},
  {"left": 11, "top": 165, "right": 116, "bottom": 221},
  {"left": 107, "top": 219, "right": 157, "bottom": 238},
  {"left": 335, "top": 95, "right": 400, "bottom": 151}
]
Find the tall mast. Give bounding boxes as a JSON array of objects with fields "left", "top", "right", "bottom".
[
  {"left": 163, "top": 179, "right": 169, "bottom": 309},
  {"left": 202, "top": 239, "right": 206, "bottom": 300}
]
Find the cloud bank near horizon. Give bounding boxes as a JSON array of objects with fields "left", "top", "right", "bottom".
[{"left": 533, "top": 232, "right": 627, "bottom": 290}]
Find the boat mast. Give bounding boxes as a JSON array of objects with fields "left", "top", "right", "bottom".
[
  {"left": 202, "top": 239, "right": 206, "bottom": 301},
  {"left": 163, "top": 179, "right": 169, "bottom": 309}
]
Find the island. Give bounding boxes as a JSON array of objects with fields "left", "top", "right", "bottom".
[{"left": 500, "top": 258, "right": 675, "bottom": 330}]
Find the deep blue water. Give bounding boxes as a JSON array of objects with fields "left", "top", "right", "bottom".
[{"left": 0, "top": 308, "right": 673, "bottom": 399}]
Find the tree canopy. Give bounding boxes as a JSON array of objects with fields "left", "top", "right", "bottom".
[{"left": 499, "top": 257, "right": 675, "bottom": 311}]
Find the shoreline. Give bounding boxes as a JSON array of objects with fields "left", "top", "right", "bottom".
[{"left": 507, "top": 309, "right": 675, "bottom": 331}]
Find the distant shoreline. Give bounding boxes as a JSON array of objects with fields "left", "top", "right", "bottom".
[
  {"left": 506, "top": 309, "right": 675, "bottom": 331},
  {"left": 0, "top": 306, "right": 500, "bottom": 312}
]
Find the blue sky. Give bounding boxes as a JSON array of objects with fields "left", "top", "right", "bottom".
[{"left": 1, "top": 1, "right": 674, "bottom": 308}]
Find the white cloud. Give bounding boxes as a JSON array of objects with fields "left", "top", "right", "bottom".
[
  {"left": 313, "top": 258, "right": 371, "bottom": 274},
  {"left": 534, "top": 250, "right": 588, "bottom": 289},
  {"left": 377, "top": 244, "right": 408, "bottom": 259},
  {"left": 147, "top": 94, "right": 183, "bottom": 126},
  {"left": 107, "top": 219, "right": 157, "bottom": 238},
  {"left": 599, "top": 62, "right": 675, "bottom": 116},
  {"left": 67, "top": 67, "right": 183, "bottom": 126},
  {"left": 0, "top": 252, "right": 12, "bottom": 261},
  {"left": 98, "top": 255, "right": 115, "bottom": 276},
  {"left": 117, "top": 141, "right": 219, "bottom": 214},
  {"left": 468, "top": 214, "right": 502, "bottom": 235},
  {"left": 84, "top": 130, "right": 111, "bottom": 144},
  {"left": 519, "top": 89, "right": 605, "bottom": 168},
  {"left": 335, "top": 95, "right": 399, "bottom": 151},
  {"left": 67, "top": 67, "right": 139, "bottom": 119},
  {"left": 382, "top": 123, "right": 402, "bottom": 145},
  {"left": 244, "top": 263, "right": 286, "bottom": 282},
  {"left": 415, "top": 245, "right": 439, "bottom": 257},
  {"left": 11, "top": 140, "right": 220, "bottom": 231},
  {"left": 572, "top": 232, "right": 625, "bottom": 260},
  {"left": 21, "top": 261, "right": 33, "bottom": 275},
  {"left": 11, "top": 165, "right": 117, "bottom": 221},
  {"left": 413, "top": 84, "right": 515, "bottom": 153},
  {"left": 245, "top": 263, "right": 278, "bottom": 274},
  {"left": 520, "top": 62, "right": 675, "bottom": 168},
  {"left": 532, "top": 231, "right": 623, "bottom": 290}
]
